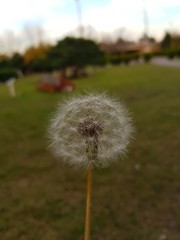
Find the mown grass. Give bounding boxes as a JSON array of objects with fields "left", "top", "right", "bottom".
[{"left": 0, "top": 64, "right": 180, "bottom": 240}]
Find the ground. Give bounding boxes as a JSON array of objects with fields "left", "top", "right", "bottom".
[{"left": 0, "top": 64, "right": 179, "bottom": 240}]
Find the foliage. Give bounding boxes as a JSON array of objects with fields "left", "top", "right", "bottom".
[
  {"left": 0, "top": 68, "right": 18, "bottom": 83},
  {"left": 9, "top": 53, "right": 24, "bottom": 70},
  {"left": 47, "top": 37, "right": 104, "bottom": 70},
  {"left": 23, "top": 44, "right": 51, "bottom": 72},
  {"left": 1, "top": 34, "right": 180, "bottom": 74},
  {"left": 0, "top": 56, "right": 10, "bottom": 69},
  {"left": 161, "top": 32, "right": 172, "bottom": 49},
  {"left": 166, "top": 50, "right": 176, "bottom": 59},
  {"left": 27, "top": 58, "right": 53, "bottom": 72},
  {"left": 143, "top": 53, "right": 152, "bottom": 63},
  {"left": 0, "top": 54, "right": 24, "bottom": 72},
  {"left": 24, "top": 44, "right": 50, "bottom": 65},
  {"left": 109, "top": 53, "right": 140, "bottom": 66},
  {"left": 154, "top": 48, "right": 180, "bottom": 59}
]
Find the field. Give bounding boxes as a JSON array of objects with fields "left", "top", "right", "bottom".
[{"left": 0, "top": 64, "right": 180, "bottom": 240}]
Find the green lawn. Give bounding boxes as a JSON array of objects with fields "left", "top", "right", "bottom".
[{"left": 0, "top": 64, "right": 180, "bottom": 240}]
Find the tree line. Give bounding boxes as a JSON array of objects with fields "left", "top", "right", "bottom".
[
  {"left": 1, "top": 32, "right": 180, "bottom": 81},
  {"left": 0, "top": 37, "right": 104, "bottom": 77}
]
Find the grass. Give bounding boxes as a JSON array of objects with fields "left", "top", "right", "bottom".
[{"left": 0, "top": 64, "right": 180, "bottom": 240}]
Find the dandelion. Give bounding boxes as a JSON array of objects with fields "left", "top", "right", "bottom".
[
  {"left": 48, "top": 93, "right": 134, "bottom": 240},
  {"left": 48, "top": 93, "right": 133, "bottom": 168}
]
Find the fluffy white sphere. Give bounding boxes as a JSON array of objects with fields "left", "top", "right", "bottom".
[{"left": 48, "top": 93, "right": 134, "bottom": 168}]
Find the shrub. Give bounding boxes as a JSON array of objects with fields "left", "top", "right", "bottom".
[
  {"left": 143, "top": 53, "right": 152, "bottom": 63},
  {"left": 0, "top": 68, "right": 18, "bottom": 83}
]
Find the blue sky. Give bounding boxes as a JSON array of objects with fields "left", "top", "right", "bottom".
[{"left": 0, "top": 0, "right": 180, "bottom": 52}]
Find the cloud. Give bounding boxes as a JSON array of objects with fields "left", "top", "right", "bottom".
[
  {"left": 84, "top": 0, "right": 142, "bottom": 30},
  {"left": 0, "top": 0, "right": 66, "bottom": 31},
  {"left": 82, "top": 0, "right": 180, "bottom": 39},
  {"left": 0, "top": 0, "right": 179, "bottom": 42}
]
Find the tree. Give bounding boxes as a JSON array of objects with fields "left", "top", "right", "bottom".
[
  {"left": 0, "top": 55, "right": 10, "bottom": 68},
  {"left": 0, "top": 68, "right": 18, "bottom": 83},
  {"left": 24, "top": 44, "right": 50, "bottom": 64},
  {"left": 23, "top": 44, "right": 51, "bottom": 72},
  {"left": 9, "top": 53, "right": 24, "bottom": 70},
  {"left": 161, "top": 32, "right": 172, "bottom": 49},
  {"left": 47, "top": 37, "right": 104, "bottom": 77}
]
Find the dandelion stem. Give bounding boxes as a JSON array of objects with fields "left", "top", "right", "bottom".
[{"left": 84, "top": 165, "right": 93, "bottom": 240}]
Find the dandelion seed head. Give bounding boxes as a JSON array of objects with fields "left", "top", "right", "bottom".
[
  {"left": 78, "top": 116, "right": 104, "bottom": 139},
  {"left": 48, "top": 93, "right": 134, "bottom": 168}
]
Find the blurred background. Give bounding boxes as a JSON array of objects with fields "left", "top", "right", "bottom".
[{"left": 0, "top": 1, "right": 180, "bottom": 240}]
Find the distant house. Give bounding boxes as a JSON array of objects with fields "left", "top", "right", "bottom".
[
  {"left": 99, "top": 39, "right": 140, "bottom": 54},
  {"left": 138, "top": 36, "right": 160, "bottom": 53},
  {"left": 99, "top": 37, "right": 160, "bottom": 55}
]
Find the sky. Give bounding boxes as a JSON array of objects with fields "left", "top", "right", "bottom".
[{"left": 0, "top": 0, "right": 180, "bottom": 52}]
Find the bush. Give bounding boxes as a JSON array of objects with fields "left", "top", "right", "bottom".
[
  {"left": 167, "top": 51, "right": 175, "bottom": 59},
  {"left": 109, "top": 53, "right": 140, "bottom": 66},
  {"left": 110, "top": 55, "right": 122, "bottom": 65},
  {"left": 143, "top": 53, "right": 152, "bottom": 63},
  {"left": 26, "top": 59, "right": 53, "bottom": 73},
  {"left": 176, "top": 48, "right": 180, "bottom": 58},
  {"left": 122, "top": 55, "right": 131, "bottom": 65},
  {"left": 0, "top": 68, "right": 18, "bottom": 83}
]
